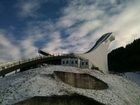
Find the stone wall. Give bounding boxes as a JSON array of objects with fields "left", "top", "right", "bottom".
[{"left": 54, "top": 71, "right": 108, "bottom": 90}]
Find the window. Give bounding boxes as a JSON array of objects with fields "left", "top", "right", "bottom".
[
  {"left": 85, "top": 62, "right": 88, "bottom": 65},
  {"left": 81, "top": 62, "right": 84, "bottom": 65},
  {"left": 62, "top": 61, "right": 65, "bottom": 64},
  {"left": 71, "top": 61, "right": 74, "bottom": 64},
  {"left": 66, "top": 60, "right": 68, "bottom": 64},
  {"left": 75, "top": 60, "right": 78, "bottom": 64}
]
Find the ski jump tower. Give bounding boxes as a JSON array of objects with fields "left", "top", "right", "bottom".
[
  {"left": 0, "top": 32, "right": 115, "bottom": 77},
  {"left": 76, "top": 32, "right": 115, "bottom": 73}
]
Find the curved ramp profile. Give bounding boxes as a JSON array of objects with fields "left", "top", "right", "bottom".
[{"left": 77, "top": 32, "right": 115, "bottom": 73}]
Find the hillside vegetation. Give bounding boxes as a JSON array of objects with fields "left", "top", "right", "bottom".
[{"left": 108, "top": 38, "right": 140, "bottom": 72}]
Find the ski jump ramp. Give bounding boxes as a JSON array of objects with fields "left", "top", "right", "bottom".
[
  {"left": 0, "top": 32, "right": 115, "bottom": 76},
  {"left": 76, "top": 32, "right": 115, "bottom": 73}
]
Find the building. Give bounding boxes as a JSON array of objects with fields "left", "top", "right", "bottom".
[
  {"left": 38, "top": 32, "right": 115, "bottom": 73},
  {"left": 76, "top": 32, "right": 115, "bottom": 73},
  {"left": 61, "top": 57, "right": 89, "bottom": 68},
  {"left": 46, "top": 32, "right": 115, "bottom": 73},
  {"left": 0, "top": 32, "right": 114, "bottom": 77}
]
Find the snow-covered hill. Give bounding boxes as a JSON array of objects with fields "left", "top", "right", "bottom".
[{"left": 0, "top": 66, "right": 140, "bottom": 105}]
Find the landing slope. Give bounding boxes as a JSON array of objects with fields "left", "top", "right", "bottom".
[{"left": 0, "top": 66, "right": 139, "bottom": 105}]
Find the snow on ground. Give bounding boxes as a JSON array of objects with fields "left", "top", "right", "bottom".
[
  {"left": 123, "top": 72, "right": 140, "bottom": 85},
  {"left": 0, "top": 66, "right": 140, "bottom": 105}
]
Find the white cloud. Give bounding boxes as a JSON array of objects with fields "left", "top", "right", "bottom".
[
  {"left": 0, "top": 29, "right": 45, "bottom": 61},
  {"left": 105, "top": 1, "right": 140, "bottom": 50},
  {"left": 1, "top": 0, "right": 140, "bottom": 61},
  {"left": 19, "top": 24, "right": 48, "bottom": 57},
  {"left": 42, "top": 32, "right": 65, "bottom": 54},
  {"left": 20, "top": 38, "right": 38, "bottom": 58},
  {"left": 15, "top": 0, "right": 140, "bottom": 55},
  {"left": 52, "top": 0, "right": 124, "bottom": 52},
  {"left": 55, "top": 0, "right": 140, "bottom": 52},
  {"left": 0, "top": 32, "right": 21, "bottom": 62}
]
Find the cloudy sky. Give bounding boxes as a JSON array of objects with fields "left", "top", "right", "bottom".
[{"left": 0, "top": 0, "right": 140, "bottom": 62}]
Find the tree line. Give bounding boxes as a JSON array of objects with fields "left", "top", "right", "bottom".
[{"left": 108, "top": 38, "right": 140, "bottom": 72}]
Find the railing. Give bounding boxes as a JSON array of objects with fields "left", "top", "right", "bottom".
[
  {"left": 0, "top": 54, "right": 81, "bottom": 77},
  {"left": 0, "top": 56, "right": 51, "bottom": 77}
]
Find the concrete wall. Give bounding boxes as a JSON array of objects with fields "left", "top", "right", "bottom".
[
  {"left": 77, "top": 33, "right": 115, "bottom": 73},
  {"left": 54, "top": 71, "right": 108, "bottom": 90}
]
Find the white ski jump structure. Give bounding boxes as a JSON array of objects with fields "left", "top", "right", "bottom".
[
  {"left": 0, "top": 32, "right": 115, "bottom": 76},
  {"left": 76, "top": 32, "right": 115, "bottom": 73}
]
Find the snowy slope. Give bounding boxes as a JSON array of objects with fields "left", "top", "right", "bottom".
[{"left": 0, "top": 66, "right": 140, "bottom": 105}]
